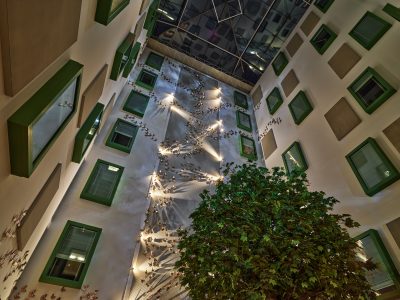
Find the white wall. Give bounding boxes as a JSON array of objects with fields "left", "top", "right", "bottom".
[
  {"left": 253, "top": 0, "right": 400, "bottom": 269},
  {"left": 0, "top": 0, "right": 147, "bottom": 298}
]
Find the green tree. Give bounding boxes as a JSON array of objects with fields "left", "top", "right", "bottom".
[{"left": 176, "top": 164, "right": 376, "bottom": 299}]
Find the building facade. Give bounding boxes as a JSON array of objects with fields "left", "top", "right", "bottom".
[{"left": 0, "top": 0, "right": 399, "bottom": 299}]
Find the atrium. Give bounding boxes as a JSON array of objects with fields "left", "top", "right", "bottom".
[{"left": 0, "top": 0, "right": 399, "bottom": 299}]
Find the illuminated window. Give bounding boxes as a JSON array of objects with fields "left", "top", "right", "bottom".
[{"left": 40, "top": 221, "right": 101, "bottom": 288}]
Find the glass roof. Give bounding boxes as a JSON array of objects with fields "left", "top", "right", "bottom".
[{"left": 152, "top": 0, "right": 310, "bottom": 85}]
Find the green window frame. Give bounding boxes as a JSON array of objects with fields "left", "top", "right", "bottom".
[
  {"left": 239, "top": 135, "right": 257, "bottom": 161},
  {"left": 234, "top": 91, "right": 249, "bottom": 109},
  {"left": 346, "top": 137, "right": 400, "bottom": 196},
  {"left": 265, "top": 87, "right": 283, "bottom": 115},
  {"left": 383, "top": 4, "right": 400, "bottom": 21},
  {"left": 271, "top": 52, "right": 289, "bottom": 76},
  {"left": 7, "top": 60, "right": 83, "bottom": 178},
  {"left": 106, "top": 119, "right": 138, "bottom": 153},
  {"left": 236, "top": 111, "right": 252, "bottom": 132},
  {"left": 349, "top": 11, "right": 392, "bottom": 50},
  {"left": 348, "top": 67, "right": 396, "bottom": 114},
  {"left": 145, "top": 52, "right": 165, "bottom": 71},
  {"left": 39, "top": 220, "right": 101, "bottom": 289},
  {"left": 310, "top": 24, "right": 337, "bottom": 54},
  {"left": 288, "top": 91, "right": 313, "bottom": 125},
  {"left": 314, "top": 0, "right": 334, "bottom": 13},
  {"left": 72, "top": 103, "right": 105, "bottom": 163},
  {"left": 110, "top": 33, "right": 135, "bottom": 81},
  {"left": 354, "top": 229, "right": 400, "bottom": 294},
  {"left": 123, "top": 90, "right": 150, "bottom": 117},
  {"left": 81, "top": 159, "right": 124, "bottom": 206},
  {"left": 144, "top": 0, "right": 160, "bottom": 37},
  {"left": 136, "top": 69, "right": 158, "bottom": 91},
  {"left": 282, "top": 141, "right": 308, "bottom": 175},
  {"left": 95, "top": 0, "right": 130, "bottom": 25},
  {"left": 122, "top": 42, "right": 141, "bottom": 78}
]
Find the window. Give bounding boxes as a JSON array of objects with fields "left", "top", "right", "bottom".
[
  {"left": 72, "top": 103, "right": 104, "bottom": 163},
  {"left": 236, "top": 111, "right": 252, "bottom": 132},
  {"left": 271, "top": 52, "right": 289, "bottom": 76},
  {"left": 310, "top": 24, "right": 337, "bottom": 54},
  {"left": 145, "top": 52, "right": 165, "bottom": 71},
  {"left": 110, "top": 33, "right": 135, "bottom": 80},
  {"left": 123, "top": 90, "right": 150, "bottom": 117},
  {"left": 136, "top": 69, "right": 158, "bottom": 90},
  {"left": 348, "top": 67, "right": 396, "bottom": 114},
  {"left": 7, "top": 60, "right": 83, "bottom": 177},
  {"left": 314, "top": 0, "right": 334, "bottom": 13},
  {"left": 95, "top": 0, "right": 130, "bottom": 25},
  {"left": 354, "top": 229, "right": 400, "bottom": 294},
  {"left": 349, "top": 11, "right": 392, "bottom": 50},
  {"left": 383, "top": 4, "right": 400, "bottom": 22},
  {"left": 122, "top": 42, "right": 141, "bottom": 78},
  {"left": 265, "top": 87, "right": 283, "bottom": 115},
  {"left": 282, "top": 142, "right": 308, "bottom": 175},
  {"left": 106, "top": 119, "right": 138, "bottom": 153},
  {"left": 234, "top": 91, "right": 248, "bottom": 109},
  {"left": 81, "top": 160, "right": 124, "bottom": 206},
  {"left": 346, "top": 138, "right": 400, "bottom": 196},
  {"left": 239, "top": 135, "right": 257, "bottom": 160},
  {"left": 39, "top": 221, "right": 101, "bottom": 288},
  {"left": 143, "top": 0, "right": 160, "bottom": 37},
  {"left": 288, "top": 91, "right": 313, "bottom": 125}
]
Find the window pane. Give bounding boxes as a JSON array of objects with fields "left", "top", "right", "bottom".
[
  {"left": 32, "top": 78, "right": 77, "bottom": 161},
  {"left": 350, "top": 12, "right": 391, "bottom": 49},
  {"left": 81, "top": 160, "right": 124, "bottom": 206},
  {"left": 234, "top": 91, "right": 248, "bottom": 108},
  {"left": 123, "top": 91, "right": 150, "bottom": 117},
  {"left": 83, "top": 116, "right": 101, "bottom": 151},
  {"left": 357, "top": 235, "right": 395, "bottom": 291},
  {"left": 355, "top": 77, "right": 385, "bottom": 106},
  {"left": 141, "top": 71, "right": 155, "bottom": 85},
  {"left": 239, "top": 112, "right": 251, "bottom": 128},
  {"left": 48, "top": 225, "right": 97, "bottom": 281},
  {"left": 289, "top": 91, "right": 313, "bottom": 124},
  {"left": 268, "top": 92, "right": 280, "bottom": 109},
  {"left": 283, "top": 142, "right": 307, "bottom": 174},
  {"left": 351, "top": 143, "right": 392, "bottom": 189},
  {"left": 353, "top": 15, "right": 387, "bottom": 45},
  {"left": 111, "top": 0, "right": 125, "bottom": 13},
  {"left": 111, "top": 121, "right": 137, "bottom": 147},
  {"left": 242, "top": 137, "right": 255, "bottom": 155}
]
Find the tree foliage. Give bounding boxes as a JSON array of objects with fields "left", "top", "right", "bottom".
[{"left": 176, "top": 164, "right": 376, "bottom": 299}]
